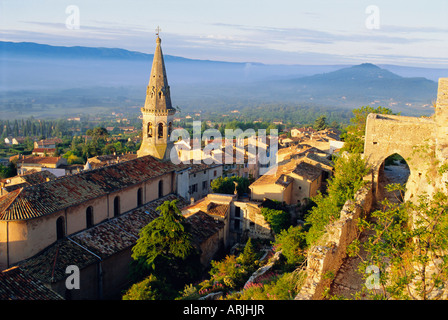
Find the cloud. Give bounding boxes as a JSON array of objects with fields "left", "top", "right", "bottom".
[{"left": 1, "top": 20, "right": 447, "bottom": 68}]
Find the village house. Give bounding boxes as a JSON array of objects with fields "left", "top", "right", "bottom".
[
  {"left": 16, "top": 155, "right": 68, "bottom": 176},
  {"left": 188, "top": 162, "right": 223, "bottom": 201},
  {"left": 249, "top": 153, "right": 330, "bottom": 206},
  {"left": 34, "top": 138, "right": 63, "bottom": 149},
  {"left": 0, "top": 170, "right": 57, "bottom": 196},
  {"left": 182, "top": 193, "right": 272, "bottom": 247},
  {"left": 84, "top": 153, "right": 138, "bottom": 170},
  {"left": 32, "top": 148, "right": 57, "bottom": 157}
]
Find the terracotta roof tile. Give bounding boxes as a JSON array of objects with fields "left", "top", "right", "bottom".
[
  {"left": 18, "top": 194, "right": 189, "bottom": 283},
  {"left": 0, "top": 155, "right": 183, "bottom": 221},
  {"left": 0, "top": 266, "right": 63, "bottom": 300},
  {"left": 186, "top": 210, "right": 224, "bottom": 245},
  {"left": 17, "top": 239, "right": 99, "bottom": 284},
  {"left": 292, "top": 161, "right": 323, "bottom": 181},
  {"left": 207, "top": 203, "right": 229, "bottom": 218}
]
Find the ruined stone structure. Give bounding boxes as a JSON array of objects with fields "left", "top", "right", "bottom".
[
  {"left": 364, "top": 78, "right": 448, "bottom": 202},
  {"left": 295, "top": 182, "right": 373, "bottom": 300},
  {"left": 137, "top": 36, "right": 176, "bottom": 161},
  {"left": 296, "top": 78, "right": 448, "bottom": 300}
]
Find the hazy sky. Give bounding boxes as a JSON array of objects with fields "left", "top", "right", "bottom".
[{"left": 1, "top": 0, "right": 447, "bottom": 67}]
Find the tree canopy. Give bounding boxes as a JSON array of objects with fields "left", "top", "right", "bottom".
[
  {"left": 340, "top": 106, "right": 393, "bottom": 154},
  {"left": 130, "top": 200, "right": 198, "bottom": 285}
]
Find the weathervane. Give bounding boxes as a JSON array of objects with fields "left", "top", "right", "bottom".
[{"left": 155, "top": 26, "right": 161, "bottom": 37}]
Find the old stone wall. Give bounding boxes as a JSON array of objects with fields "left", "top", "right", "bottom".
[
  {"left": 295, "top": 181, "right": 373, "bottom": 300},
  {"left": 363, "top": 78, "right": 448, "bottom": 203}
]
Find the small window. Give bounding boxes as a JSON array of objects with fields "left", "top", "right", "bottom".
[
  {"left": 234, "top": 219, "right": 240, "bottom": 231},
  {"left": 86, "top": 206, "right": 94, "bottom": 228},
  {"left": 114, "top": 196, "right": 120, "bottom": 217},
  {"left": 56, "top": 216, "right": 65, "bottom": 240},
  {"left": 235, "top": 206, "right": 241, "bottom": 218},
  {"left": 137, "top": 188, "right": 143, "bottom": 206},
  {"left": 158, "top": 180, "right": 164, "bottom": 198}
]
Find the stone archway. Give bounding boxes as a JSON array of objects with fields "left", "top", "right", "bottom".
[
  {"left": 377, "top": 153, "right": 410, "bottom": 204},
  {"left": 363, "top": 113, "right": 436, "bottom": 203}
]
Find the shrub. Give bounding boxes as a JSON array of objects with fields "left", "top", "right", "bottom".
[
  {"left": 273, "top": 225, "right": 307, "bottom": 267},
  {"left": 305, "top": 153, "right": 368, "bottom": 245},
  {"left": 122, "top": 274, "right": 176, "bottom": 300},
  {"left": 260, "top": 207, "right": 290, "bottom": 234}
]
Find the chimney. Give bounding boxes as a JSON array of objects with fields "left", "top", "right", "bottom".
[{"left": 190, "top": 197, "right": 195, "bottom": 205}]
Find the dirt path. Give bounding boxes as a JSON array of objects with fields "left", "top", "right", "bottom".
[{"left": 328, "top": 164, "right": 409, "bottom": 299}]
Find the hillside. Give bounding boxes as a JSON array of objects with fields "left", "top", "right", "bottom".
[{"left": 262, "top": 63, "right": 438, "bottom": 111}]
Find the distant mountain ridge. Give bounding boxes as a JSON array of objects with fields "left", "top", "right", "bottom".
[
  {"left": 275, "top": 63, "right": 437, "bottom": 101},
  {"left": 0, "top": 41, "right": 444, "bottom": 117}
]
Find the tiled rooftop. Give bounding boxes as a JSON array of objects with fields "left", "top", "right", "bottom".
[
  {"left": 20, "top": 170, "right": 58, "bottom": 185},
  {"left": 18, "top": 155, "right": 62, "bottom": 165},
  {"left": 0, "top": 155, "right": 183, "bottom": 221},
  {"left": 186, "top": 210, "right": 225, "bottom": 245},
  {"left": 0, "top": 266, "right": 63, "bottom": 300},
  {"left": 249, "top": 161, "right": 296, "bottom": 187},
  {"left": 182, "top": 193, "right": 233, "bottom": 219},
  {"left": 292, "top": 161, "right": 323, "bottom": 181},
  {"left": 17, "top": 194, "right": 189, "bottom": 283}
]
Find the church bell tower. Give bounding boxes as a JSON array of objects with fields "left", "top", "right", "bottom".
[{"left": 137, "top": 31, "right": 176, "bottom": 161}]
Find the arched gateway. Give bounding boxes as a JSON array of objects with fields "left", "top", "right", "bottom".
[{"left": 363, "top": 78, "right": 448, "bottom": 202}]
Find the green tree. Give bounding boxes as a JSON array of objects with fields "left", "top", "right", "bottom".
[
  {"left": 239, "top": 238, "right": 258, "bottom": 268},
  {"left": 260, "top": 207, "right": 290, "bottom": 234},
  {"left": 0, "top": 162, "right": 17, "bottom": 179},
  {"left": 122, "top": 274, "right": 177, "bottom": 300},
  {"left": 130, "top": 200, "right": 198, "bottom": 284},
  {"left": 305, "top": 153, "right": 369, "bottom": 245},
  {"left": 211, "top": 176, "right": 251, "bottom": 196},
  {"left": 340, "top": 106, "right": 393, "bottom": 154},
  {"left": 273, "top": 225, "right": 307, "bottom": 267},
  {"left": 313, "top": 115, "right": 328, "bottom": 131}
]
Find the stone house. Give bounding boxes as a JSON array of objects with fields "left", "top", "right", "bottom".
[
  {"left": 0, "top": 170, "right": 57, "bottom": 196},
  {"left": 16, "top": 155, "right": 67, "bottom": 176},
  {"left": 0, "top": 155, "right": 184, "bottom": 272},
  {"left": 249, "top": 158, "right": 325, "bottom": 206},
  {"left": 188, "top": 162, "right": 223, "bottom": 201},
  {"left": 183, "top": 193, "right": 273, "bottom": 247}
]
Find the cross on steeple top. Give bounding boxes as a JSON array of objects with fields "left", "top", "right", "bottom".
[{"left": 155, "top": 26, "right": 161, "bottom": 37}]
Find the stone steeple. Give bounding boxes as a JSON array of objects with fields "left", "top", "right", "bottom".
[
  {"left": 137, "top": 34, "right": 176, "bottom": 161},
  {"left": 143, "top": 36, "right": 175, "bottom": 112}
]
